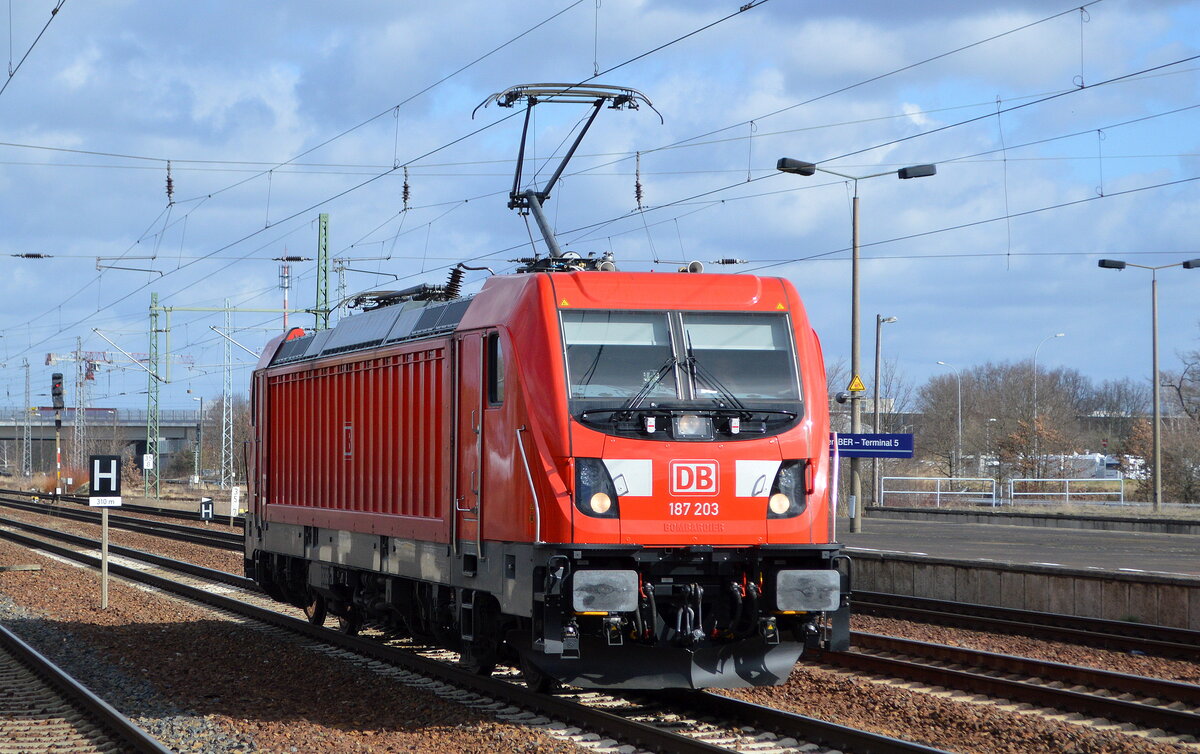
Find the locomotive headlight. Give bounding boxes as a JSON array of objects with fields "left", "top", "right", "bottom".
[
  {"left": 589, "top": 492, "right": 613, "bottom": 515},
  {"left": 672, "top": 414, "right": 713, "bottom": 440},
  {"left": 768, "top": 493, "right": 792, "bottom": 515},
  {"left": 575, "top": 458, "right": 620, "bottom": 518},
  {"left": 766, "top": 460, "right": 807, "bottom": 519}
]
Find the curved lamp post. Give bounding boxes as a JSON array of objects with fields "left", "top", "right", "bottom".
[
  {"left": 1098, "top": 257, "right": 1200, "bottom": 511},
  {"left": 777, "top": 158, "right": 935, "bottom": 532}
]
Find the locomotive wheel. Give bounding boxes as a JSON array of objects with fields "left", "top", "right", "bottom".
[
  {"left": 519, "top": 654, "right": 558, "bottom": 693},
  {"left": 337, "top": 609, "right": 363, "bottom": 636},
  {"left": 302, "top": 593, "right": 327, "bottom": 626}
]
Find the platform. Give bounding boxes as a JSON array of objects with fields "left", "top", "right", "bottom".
[
  {"left": 839, "top": 517, "right": 1200, "bottom": 579},
  {"left": 838, "top": 517, "right": 1200, "bottom": 629}
]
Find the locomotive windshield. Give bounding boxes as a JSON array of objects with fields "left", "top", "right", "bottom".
[
  {"left": 561, "top": 309, "right": 802, "bottom": 437},
  {"left": 680, "top": 312, "right": 799, "bottom": 401}
]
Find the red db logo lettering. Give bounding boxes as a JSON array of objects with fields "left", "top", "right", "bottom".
[{"left": 670, "top": 460, "right": 719, "bottom": 496}]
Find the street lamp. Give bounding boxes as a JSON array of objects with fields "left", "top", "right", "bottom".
[
  {"left": 985, "top": 417, "right": 997, "bottom": 474},
  {"left": 936, "top": 361, "right": 962, "bottom": 479},
  {"left": 1031, "top": 332, "right": 1065, "bottom": 476},
  {"left": 191, "top": 396, "right": 203, "bottom": 486},
  {"left": 873, "top": 315, "right": 898, "bottom": 505},
  {"left": 777, "top": 157, "right": 936, "bottom": 532},
  {"left": 1098, "top": 257, "right": 1200, "bottom": 511}
]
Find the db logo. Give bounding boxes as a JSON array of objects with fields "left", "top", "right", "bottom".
[{"left": 669, "top": 460, "right": 719, "bottom": 496}]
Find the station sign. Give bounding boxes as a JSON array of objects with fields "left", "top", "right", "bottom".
[
  {"left": 830, "top": 433, "right": 914, "bottom": 458},
  {"left": 88, "top": 455, "right": 122, "bottom": 507}
]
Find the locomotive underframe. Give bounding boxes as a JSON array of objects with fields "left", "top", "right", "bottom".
[{"left": 247, "top": 515, "right": 850, "bottom": 689}]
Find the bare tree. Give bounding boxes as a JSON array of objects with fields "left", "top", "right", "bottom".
[{"left": 914, "top": 360, "right": 1143, "bottom": 481}]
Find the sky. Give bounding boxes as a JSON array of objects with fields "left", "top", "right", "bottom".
[{"left": 0, "top": 0, "right": 1198, "bottom": 412}]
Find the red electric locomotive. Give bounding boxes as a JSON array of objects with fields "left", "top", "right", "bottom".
[
  {"left": 246, "top": 263, "right": 849, "bottom": 688},
  {"left": 245, "top": 83, "right": 849, "bottom": 689}
]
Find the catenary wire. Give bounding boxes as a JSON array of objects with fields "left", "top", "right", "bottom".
[
  {"left": 4, "top": 0, "right": 772, "bottom": 363},
  {"left": 0, "top": 0, "right": 65, "bottom": 101}
]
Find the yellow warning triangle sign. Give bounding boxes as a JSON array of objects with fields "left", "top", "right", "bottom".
[{"left": 847, "top": 375, "right": 866, "bottom": 392}]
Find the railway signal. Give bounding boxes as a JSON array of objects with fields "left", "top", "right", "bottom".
[
  {"left": 50, "top": 372, "right": 64, "bottom": 409},
  {"left": 51, "top": 372, "right": 64, "bottom": 498}
]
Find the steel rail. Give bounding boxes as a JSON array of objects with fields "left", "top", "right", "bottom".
[
  {"left": 821, "top": 638, "right": 1200, "bottom": 734},
  {"left": 673, "top": 690, "right": 952, "bottom": 754},
  {"left": 0, "top": 514, "right": 251, "bottom": 588},
  {"left": 0, "top": 487, "right": 243, "bottom": 526},
  {"left": 0, "top": 496, "right": 242, "bottom": 550},
  {"left": 854, "top": 591, "right": 1200, "bottom": 661},
  {"left": 96, "top": 499, "right": 243, "bottom": 527},
  {"left": 0, "top": 526, "right": 946, "bottom": 754},
  {"left": 0, "top": 622, "right": 174, "bottom": 753},
  {"left": 850, "top": 631, "right": 1200, "bottom": 708}
]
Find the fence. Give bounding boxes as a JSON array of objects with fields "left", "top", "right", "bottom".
[
  {"left": 880, "top": 477, "right": 998, "bottom": 508},
  {"left": 1007, "top": 478, "right": 1127, "bottom": 506}
]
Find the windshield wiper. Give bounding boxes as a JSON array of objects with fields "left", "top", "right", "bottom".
[
  {"left": 621, "top": 354, "right": 678, "bottom": 411},
  {"left": 685, "top": 334, "right": 747, "bottom": 412}
]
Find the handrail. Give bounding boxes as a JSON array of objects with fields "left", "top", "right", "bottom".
[
  {"left": 880, "top": 477, "right": 997, "bottom": 507},
  {"left": 515, "top": 426, "right": 541, "bottom": 544},
  {"left": 1008, "top": 477, "right": 1126, "bottom": 505}
]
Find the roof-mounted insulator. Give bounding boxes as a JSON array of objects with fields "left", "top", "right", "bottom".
[{"left": 443, "top": 264, "right": 464, "bottom": 300}]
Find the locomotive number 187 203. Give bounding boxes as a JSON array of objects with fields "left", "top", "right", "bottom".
[{"left": 668, "top": 501, "right": 720, "bottom": 516}]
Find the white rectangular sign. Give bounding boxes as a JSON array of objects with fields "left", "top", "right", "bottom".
[
  {"left": 230, "top": 486, "right": 241, "bottom": 517},
  {"left": 89, "top": 455, "right": 123, "bottom": 508}
]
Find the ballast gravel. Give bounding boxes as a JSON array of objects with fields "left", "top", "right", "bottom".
[
  {"left": 853, "top": 614, "right": 1200, "bottom": 685},
  {"left": 0, "top": 538, "right": 584, "bottom": 754},
  {"left": 4, "top": 501, "right": 1199, "bottom": 753}
]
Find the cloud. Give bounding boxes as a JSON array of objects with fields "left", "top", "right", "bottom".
[{"left": 0, "top": 0, "right": 1196, "bottom": 409}]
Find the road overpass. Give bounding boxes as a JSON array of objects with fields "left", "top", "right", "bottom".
[{"left": 0, "top": 407, "right": 199, "bottom": 474}]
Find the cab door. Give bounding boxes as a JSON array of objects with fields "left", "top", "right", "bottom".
[{"left": 454, "top": 332, "right": 484, "bottom": 563}]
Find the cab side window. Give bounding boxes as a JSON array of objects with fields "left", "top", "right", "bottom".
[{"left": 487, "top": 332, "right": 505, "bottom": 405}]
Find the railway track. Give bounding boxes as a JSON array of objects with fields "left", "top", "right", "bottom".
[
  {"left": 0, "top": 494, "right": 242, "bottom": 550},
  {"left": 10, "top": 506, "right": 1193, "bottom": 748},
  {"left": 0, "top": 514, "right": 251, "bottom": 587},
  {"left": 0, "top": 487, "right": 244, "bottom": 527},
  {"left": 854, "top": 590, "right": 1200, "bottom": 661},
  {"left": 0, "top": 521, "right": 948, "bottom": 754},
  {"left": 0, "top": 620, "right": 172, "bottom": 753},
  {"left": 822, "top": 631, "right": 1200, "bottom": 738}
]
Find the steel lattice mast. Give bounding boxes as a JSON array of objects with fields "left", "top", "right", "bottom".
[
  {"left": 146, "top": 293, "right": 161, "bottom": 497},
  {"left": 21, "top": 359, "right": 31, "bottom": 477},
  {"left": 72, "top": 337, "right": 88, "bottom": 471},
  {"left": 315, "top": 213, "right": 330, "bottom": 330},
  {"left": 221, "top": 300, "right": 233, "bottom": 490}
]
